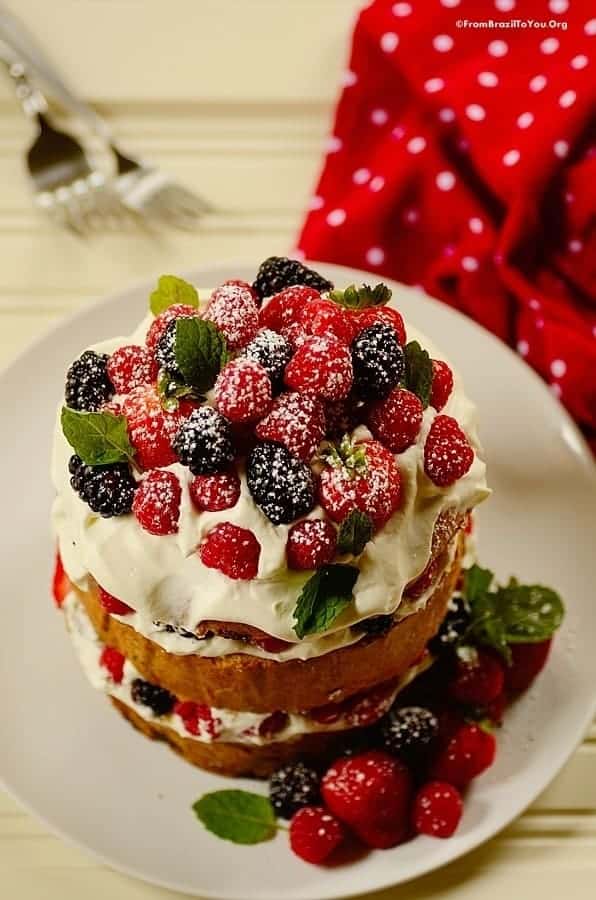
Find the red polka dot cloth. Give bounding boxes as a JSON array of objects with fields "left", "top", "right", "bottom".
[{"left": 297, "top": 0, "right": 596, "bottom": 449}]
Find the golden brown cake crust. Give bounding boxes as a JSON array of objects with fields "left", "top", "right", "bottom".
[{"left": 77, "top": 533, "right": 463, "bottom": 713}]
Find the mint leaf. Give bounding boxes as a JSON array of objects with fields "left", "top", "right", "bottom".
[
  {"left": 496, "top": 584, "right": 564, "bottom": 644},
  {"left": 293, "top": 564, "right": 358, "bottom": 639},
  {"left": 192, "top": 791, "right": 277, "bottom": 845},
  {"left": 464, "top": 565, "right": 494, "bottom": 603},
  {"left": 61, "top": 407, "right": 135, "bottom": 466},
  {"left": 338, "top": 510, "right": 373, "bottom": 556},
  {"left": 329, "top": 283, "right": 391, "bottom": 310},
  {"left": 468, "top": 589, "right": 511, "bottom": 664},
  {"left": 403, "top": 340, "right": 433, "bottom": 408},
  {"left": 150, "top": 275, "right": 199, "bottom": 316},
  {"left": 175, "top": 318, "right": 228, "bottom": 393},
  {"left": 157, "top": 369, "right": 204, "bottom": 412}
]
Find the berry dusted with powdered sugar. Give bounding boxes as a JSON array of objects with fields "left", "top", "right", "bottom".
[
  {"left": 269, "top": 762, "right": 322, "bottom": 819},
  {"left": 286, "top": 519, "right": 338, "bottom": 570},
  {"left": 413, "top": 781, "right": 463, "bottom": 838},
  {"left": 145, "top": 304, "right": 198, "bottom": 354},
  {"left": 69, "top": 455, "right": 136, "bottom": 517},
  {"left": 99, "top": 646, "right": 125, "bottom": 684},
  {"left": 281, "top": 321, "right": 309, "bottom": 350},
  {"left": 130, "top": 678, "right": 176, "bottom": 716},
  {"left": 247, "top": 442, "right": 315, "bottom": 525},
  {"left": 173, "top": 407, "right": 235, "bottom": 475},
  {"left": 107, "top": 344, "right": 158, "bottom": 394},
  {"left": 380, "top": 706, "right": 439, "bottom": 765},
  {"left": 255, "top": 392, "right": 326, "bottom": 462},
  {"left": 259, "top": 286, "right": 320, "bottom": 333},
  {"left": 242, "top": 328, "right": 293, "bottom": 385},
  {"left": 252, "top": 256, "right": 333, "bottom": 301},
  {"left": 203, "top": 282, "right": 259, "bottom": 350},
  {"left": 213, "top": 358, "right": 272, "bottom": 423},
  {"left": 289, "top": 806, "right": 345, "bottom": 864},
  {"left": 351, "top": 323, "right": 405, "bottom": 400},
  {"left": 155, "top": 318, "right": 182, "bottom": 377},
  {"left": 353, "top": 306, "right": 406, "bottom": 345},
  {"left": 430, "top": 359, "right": 454, "bottom": 411},
  {"left": 429, "top": 595, "right": 471, "bottom": 654},
  {"left": 189, "top": 469, "right": 241, "bottom": 512},
  {"left": 64, "top": 350, "right": 114, "bottom": 412},
  {"left": 133, "top": 470, "right": 182, "bottom": 536},
  {"left": 424, "top": 414, "right": 474, "bottom": 487},
  {"left": 122, "top": 384, "right": 192, "bottom": 470},
  {"left": 285, "top": 335, "right": 353, "bottom": 401},
  {"left": 199, "top": 522, "right": 261, "bottom": 580},
  {"left": 368, "top": 387, "right": 423, "bottom": 453},
  {"left": 98, "top": 585, "right": 133, "bottom": 615},
  {"left": 300, "top": 298, "right": 357, "bottom": 345},
  {"left": 431, "top": 723, "right": 496, "bottom": 787},
  {"left": 324, "top": 396, "right": 361, "bottom": 438}
]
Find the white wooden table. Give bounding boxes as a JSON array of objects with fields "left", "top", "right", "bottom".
[{"left": 1, "top": 2, "right": 595, "bottom": 897}]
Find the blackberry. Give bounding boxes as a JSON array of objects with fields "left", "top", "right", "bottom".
[
  {"left": 247, "top": 442, "right": 315, "bottom": 524},
  {"left": 64, "top": 350, "right": 114, "bottom": 411},
  {"left": 130, "top": 678, "right": 176, "bottom": 716},
  {"left": 380, "top": 705, "right": 439, "bottom": 765},
  {"left": 429, "top": 595, "right": 471, "bottom": 656},
  {"left": 173, "top": 407, "right": 234, "bottom": 475},
  {"left": 68, "top": 455, "right": 136, "bottom": 517},
  {"left": 351, "top": 323, "right": 405, "bottom": 399},
  {"left": 269, "top": 762, "right": 321, "bottom": 819},
  {"left": 352, "top": 614, "right": 394, "bottom": 637},
  {"left": 252, "top": 256, "right": 333, "bottom": 302},
  {"left": 155, "top": 319, "right": 182, "bottom": 378},
  {"left": 242, "top": 329, "right": 292, "bottom": 385}
]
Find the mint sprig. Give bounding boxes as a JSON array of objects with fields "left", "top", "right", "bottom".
[
  {"left": 157, "top": 370, "right": 204, "bottom": 412},
  {"left": 61, "top": 407, "right": 136, "bottom": 467},
  {"left": 329, "top": 282, "right": 391, "bottom": 310},
  {"left": 403, "top": 340, "right": 433, "bottom": 408},
  {"left": 337, "top": 510, "right": 373, "bottom": 556},
  {"left": 150, "top": 275, "right": 199, "bottom": 316},
  {"left": 174, "top": 317, "right": 228, "bottom": 393},
  {"left": 293, "top": 564, "right": 359, "bottom": 639},
  {"left": 193, "top": 790, "right": 278, "bottom": 845}
]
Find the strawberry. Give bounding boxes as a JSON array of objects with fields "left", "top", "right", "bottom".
[
  {"left": 174, "top": 700, "right": 222, "bottom": 738},
  {"left": 413, "top": 781, "right": 463, "bottom": 838},
  {"left": 281, "top": 321, "right": 309, "bottom": 349},
  {"left": 286, "top": 519, "right": 337, "bottom": 570},
  {"left": 99, "top": 646, "right": 125, "bottom": 684},
  {"left": 289, "top": 806, "right": 345, "bottom": 864},
  {"left": 203, "top": 282, "right": 259, "bottom": 350},
  {"left": 214, "top": 358, "right": 272, "bottom": 423},
  {"left": 449, "top": 649, "right": 505, "bottom": 707},
  {"left": 367, "top": 387, "right": 423, "bottom": 453},
  {"left": 255, "top": 392, "right": 326, "bottom": 461},
  {"left": 145, "top": 304, "right": 198, "bottom": 354},
  {"left": 430, "top": 359, "right": 454, "bottom": 411},
  {"left": 505, "top": 639, "right": 552, "bottom": 694},
  {"left": 424, "top": 414, "right": 474, "bottom": 487},
  {"left": 107, "top": 344, "right": 158, "bottom": 393},
  {"left": 259, "top": 286, "right": 320, "bottom": 332},
  {"left": 52, "top": 552, "right": 70, "bottom": 608},
  {"left": 431, "top": 723, "right": 496, "bottom": 787},
  {"left": 122, "top": 384, "right": 194, "bottom": 470},
  {"left": 133, "top": 470, "right": 181, "bottom": 535},
  {"left": 98, "top": 586, "right": 134, "bottom": 615},
  {"left": 353, "top": 306, "right": 406, "bottom": 345},
  {"left": 285, "top": 335, "right": 353, "bottom": 401}
]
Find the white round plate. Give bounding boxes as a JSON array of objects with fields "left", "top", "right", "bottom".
[{"left": 1, "top": 262, "right": 595, "bottom": 900}]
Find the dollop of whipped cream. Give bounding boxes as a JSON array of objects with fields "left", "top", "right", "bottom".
[{"left": 52, "top": 298, "right": 490, "bottom": 656}]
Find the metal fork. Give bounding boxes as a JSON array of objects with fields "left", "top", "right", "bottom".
[{"left": 0, "top": 4, "right": 211, "bottom": 230}]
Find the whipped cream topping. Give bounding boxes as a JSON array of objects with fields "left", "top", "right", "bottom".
[{"left": 52, "top": 297, "right": 490, "bottom": 656}]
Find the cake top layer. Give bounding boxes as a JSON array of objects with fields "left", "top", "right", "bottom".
[{"left": 52, "top": 259, "right": 490, "bottom": 649}]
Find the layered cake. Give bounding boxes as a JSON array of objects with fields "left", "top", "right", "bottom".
[{"left": 51, "top": 258, "right": 490, "bottom": 777}]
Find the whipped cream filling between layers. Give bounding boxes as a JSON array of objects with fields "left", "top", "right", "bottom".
[
  {"left": 52, "top": 299, "right": 490, "bottom": 653},
  {"left": 63, "top": 591, "right": 432, "bottom": 746}
]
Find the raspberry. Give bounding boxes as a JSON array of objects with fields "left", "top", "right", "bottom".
[
  {"left": 221, "top": 278, "right": 258, "bottom": 302},
  {"left": 289, "top": 807, "right": 344, "bottom": 865},
  {"left": 321, "top": 751, "right": 412, "bottom": 849},
  {"left": 69, "top": 455, "right": 136, "bottom": 517},
  {"left": 189, "top": 469, "right": 241, "bottom": 511},
  {"left": 269, "top": 762, "right": 321, "bottom": 819},
  {"left": 318, "top": 438, "right": 402, "bottom": 529},
  {"left": 324, "top": 396, "right": 361, "bottom": 438},
  {"left": 431, "top": 723, "right": 496, "bottom": 787},
  {"left": 133, "top": 470, "right": 181, "bottom": 536},
  {"left": 64, "top": 350, "right": 114, "bottom": 412},
  {"left": 381, "top": 706, "right": 439, "bottom": 765},
  {"left": 52, "top": 552, "right": 70, "bottom": 608},
  {"left": 145, "top": 304, "right": 198, "bottom": 354},
  {"left": 413, "top": 781, "right": 463, "bottom": 838},
  {"left": 247, "top": 442, "right": 315, "bottom": 524},
  {"left": 285, "top": 335, "right": 353, "bottom": 401},
  {"left": 449, "top": 649, "right": 505, "bottom": 707},
  {"left": 214, "top": 358, "right": 272, "bottom": 423},
  {"left": 281, "top": 321, "right": 309, "bottom": 350},
  {"left": 99, "top": 646, "right": 125, "bottom": 684},
  {"left": 122, "top": 385, "right": 192, "bottom": 470},
  {"left": 253, "top": 256, "right": 333, "bottom": 301},
  {"left": 430, "top": 359, "right": 454, "bottom": 411},
  {"left": 242, "top": 328, "right": 292, "bottom": 384},
  {"left": 107, "top": 344, "right": 158, "bottom": 394},
  {"left": 203, "top": 282, "right": 259, "bottom": 350},
  {"left": 199, "top": 523, "right": 261, "bottom": 580},
  {"left": 174, "top": 700, "right": 221, "bottom": 738},
  {"left": 173, "top": 406, "right": 234, "bottom": 475},
  {"left": 424, "top": 415, "right": 474, "bottom": 487},
  {"left": 354, "top": 306, "right": 406, "bottom": 345},
  {"left": 130, "top": 678, "right": 175, "bottom": 716},
  {"left": 98, "top": 586, "right": 133, "bottom": 615},
  {"left": 505, "top": 640, "right": 552, "bottom": 694},
  {"left": 300, "top": 298, "right": 357, "bottom": 345},
  {"left": 259, "top": 286, "right": 320, "bottom": 332},
  {"left": 286, "top": 519, "right": 337, "bottom": 570},
  {"left": 368, "top": 387, "right": 423, "bottom": 453},
  {"left": 351, "top": 323, "right": 405, "bottom": 399},
  {"left": 255, "top": 392, "right": 326, "bottom": 461}
]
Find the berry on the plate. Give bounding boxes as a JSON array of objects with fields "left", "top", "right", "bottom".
[
  {"left": 214, "top": 358, "right": 272, "bottom": 423},
  {"left": 285, "top": 335, "right": 353, "bottom": 401},
  {"left": 122, "top": 384, "right": 192, "bottom": 470},
  {"left": 269, "top": 762, "right": 321, "bottom": 819},
  {"left": 133, "top": 470, "right": 181, "bottom": 535},
  {"left": 505, "top": 639, "right": 552, "bottom": 694},
  {"left": 318, "top": 438, "right": 402, "bottom": 529},
  {"left": 98, "top": 586, "right": 133, "bottom": 615},
  {"left": 431, "top": 723, "right": 496, "bottom": 787},
  {"left": 145, "top": 304, "right": 198, "bottom": 354},
  {"left": 174, "top": 700, "right": 221, "bottom": 738},
  {"left": 286, "top": 519, "right": 338, "bottom": 570},
  {"left": 173, "top": 407, "right": 235, "bottom": 475},
  {"left": 255, "top": 392, "right": 326, "bottom": 462},
  {"left": 242, "top": 328, "right": 293, "bottom": 384},
  {"left": 367, "top": 387, "right": 423, "bottom": 453},
  {"left": 69, "top": 455, "right": 136, "bottom": 517},
  {"left": 413, "top": 781, "right": 463, "bottom": 838},
  {"left": 429, "top": 595, "right": 471, "bottom": 654},
  {"left": 300, "top": 298, "right": 357, "bottom": 345},
  {"left": 199, "top": 523, "right": 261, "bottom": 580},
  {"left": 52, "top": 552, "right": 70, "bottom": 608},
  {"left": 99, "top": 646, "right": 125, "bottom": 683},
  {"left": 430, "top": 359, "right": 454, "bottom": 411},
  {"left": 351, "top": 323, "right": 405, "bottom": 400},
  {"left": 381, "top": 706, "right": 439, "bottom": 765},
  {"left": 252, "top": 256, "right": 333, "bottom": 301},
  {"left": 247, "top": 442, "right": 315, "bottom": 524},
  {"left": 289, "top": 806, "right": 344, "bottom": 864},
  {"left": 107, "top": 344, "right": 158, "bottom": 393},
  {"left": 64, "top": 350, "right": 114, "bottom": 412},
  {"left": 353, "top": 306, "right": 406, "bottom": 345},
  {"left": 322, "top": 751, "right": 413, "bottom": 849},
  {"left": 449, "top": 649, "right": 505, "bottom": 707},
  {"left": 130, "top": 678, "right": 176, "bottom": 716},
  {"left": 203, "top": 282, "right": 259, "bottom": 350},
  {"left": 259, "top": 286, "right": 321, "bottom": 333},
  {"left": 424, "top": 415, "right": 474, "bottom": 487},
  {"left": 189, "top": 469, "right": 241, "bottom": 511}
]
